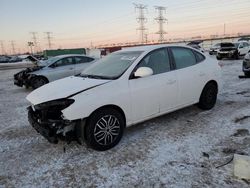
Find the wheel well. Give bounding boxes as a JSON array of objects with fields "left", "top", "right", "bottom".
[
  {"left": 204, "top": 80, "right": 218, "bottom": 93},
  {"left": 88, "top": 105, "right": 126, "bottom": 126},
  {"left": 32, "top": 75, "right": 49, "bottom": 83}
]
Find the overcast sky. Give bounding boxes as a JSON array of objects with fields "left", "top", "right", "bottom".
[{"left": 0, "top": 0, "right": 249, "bottom": 53}]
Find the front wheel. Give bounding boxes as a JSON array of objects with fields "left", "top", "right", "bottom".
[
  {"left": 85, "top": 108, "right": 125, "bottom": 151},
  {"left": 31, "top": 77, "right": 48, "bottom": 89},
  {"left": 216, "top": 56, "right": 222, "bottom": 60},
  {"left": 198, "top": 82, "right": 218, "bottom": 110},
  {"left": 244, "top": 72, "right": 250, "bottom": 77}
]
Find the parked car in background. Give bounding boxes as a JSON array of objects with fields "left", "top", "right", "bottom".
[
  {"left": 209, "top": 43, "right": 221, "bottom": 55},
  {"left": 243, "top": 51, "right": 250, "bottom": 77},
  {"left": 216, "top": 41, "right": 250, "bottom": 60},
  {"left": 234, "top": 41, "right": 250, "bottom": 56},
  {"left": 26, "top": 44, "right": 221, "bottom": 151},
  {"left": 0, "top": 55, "right": 10, "bottom": 63},
  {"left": 187, "top": 41, "right": 205, "bottom": 52},
  {"left": 14, "top": 54, "right": 96, "bottom": 89}
]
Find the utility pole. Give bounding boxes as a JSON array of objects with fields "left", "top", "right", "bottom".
[
  {"left": 0, "top": 40, "right": 5, "bottom": 55},
  {"left": 44, "top": 32, "right": 53, "bottom": 49},
  {"left": 223, "top": 23, "right": 226, "bottom": 36},
  {"left": 134, "top": 3, "right": 147, "bottom": 43},
  {"left": 155, "top": 6, "right": 167, "bottom": 43},
  {"left": 30, "top": 32, "right": 38, "bottom": 53},
  {"left": 10, "top": 40, "right": 16, "bottom": 55}
]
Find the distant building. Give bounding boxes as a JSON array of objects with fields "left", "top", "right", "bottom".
[{"left": 43, "top": 48, "right": 86, "bottom": 57}]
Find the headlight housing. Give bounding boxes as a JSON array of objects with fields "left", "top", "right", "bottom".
[{"left": 34, "top": 98, "right": 75, "bottom": 111}]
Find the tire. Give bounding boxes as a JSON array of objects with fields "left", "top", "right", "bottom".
[
  {"left": 244, "top": 72, "right": 250, "bottom": 77},
  {"left": 234, "top": 52, "right": 239, "bottom": 60},
  {"left": 31, "top": 77, "right": 48, "bottom": 89},
  {"left": 198, "top": 82, "right": 218, "bottom": 110},
  {"left": 216, "top": 56, "right": 222, "bottom": 60},
  {"left": 85, "top": 108, "right": 125, "bottom": 151}
]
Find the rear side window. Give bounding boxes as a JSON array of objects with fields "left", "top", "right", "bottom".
[
  {"left": 53, "top": 57, "right": 74, "bottom": 67},
  {"left": 75, "top": 56, "right": 94, "bottom": 64},
  {"left": 193, "top": 50, "right": 205, "bottom": 63},
  {"left": 171, "top": 47, "right": 196, "bottom": 69}
]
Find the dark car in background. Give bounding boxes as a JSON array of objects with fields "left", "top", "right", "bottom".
[
  {"left": 243, "top": 52, "right": 250, "bottom": 77},
  {"left": 217, "top": 41, "right": 250, "bottom": 60},
  {"left": 216, "top": 42, "right": 239, "bottom": 60},
  {"left": 187, "top": 40, "right": 205, "bottom": 52}
]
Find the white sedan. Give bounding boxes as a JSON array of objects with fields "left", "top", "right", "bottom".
[{"left": 26, "top": 45, "right": 221, "bottom": 151}]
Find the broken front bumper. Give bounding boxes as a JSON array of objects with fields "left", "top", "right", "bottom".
[{"left": 28, "top": 106, "right": 77, "bottom": 144}]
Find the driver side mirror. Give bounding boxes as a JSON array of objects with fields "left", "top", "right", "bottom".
[{"left": 134, "top": 67, "right": 153, "bottom": 78}]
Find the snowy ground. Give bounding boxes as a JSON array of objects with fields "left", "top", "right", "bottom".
[{"left": 0, "top": 57, "right": 250, "bottom": 187}]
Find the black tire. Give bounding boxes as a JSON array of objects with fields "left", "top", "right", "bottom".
[
  {"left": 31, "top": 77, "right": 48, "bottom": 89},
  {"left": 234, "top": 52, "right": 239, "bottom": 60},
  {"left": 198, "top": 82, "right": 218, "bottom": 110},
  {"left": 85, "top": 108, "right": 125, "bottom": 151},
  {"left": 216, "top": 56, "right": 222, "bottom": 60},
  {"left": 244, "top": 72, "right": 250, "bottom": 77}
]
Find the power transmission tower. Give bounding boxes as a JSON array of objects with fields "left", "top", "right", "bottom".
[
  {"left": 30, "top": 32, "right": 38, "bottom": 53},
  {"left": 10, "top": 40, "right": 16, "bottom": 55},
  {"left": 44, "top": 32, "right": 53, "bottom": 49},
  {"left": 0, "top": 40, "right": 5, "bottom": 55},
  {"left": 134, "top": 3, "right": 147, "bottom": 43},
  {"left": 155, "top": 6, "right": 167, "bottom": 43}
]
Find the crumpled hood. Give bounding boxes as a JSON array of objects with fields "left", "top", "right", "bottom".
[{"left": 26, "top": 76, "right": 110, "bottom": 105}]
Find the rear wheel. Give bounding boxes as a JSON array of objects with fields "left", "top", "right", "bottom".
[
  {"left": 85, "top": 108, "right": 125, "bottom": 151},
  {"left": 198, "top": 82, "right": 218, "bottom": 110},
  {"left": 244, "top": 72, "right": 250, "bottom": 77},
  {"left": 31, "top": 77, "right": 48, "bottom": 89}
]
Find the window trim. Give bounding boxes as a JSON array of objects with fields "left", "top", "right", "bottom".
[{"left": 129, "top": 47, "right": 174, "bottom": 79}]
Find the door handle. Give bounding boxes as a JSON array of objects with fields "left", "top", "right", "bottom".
[{"left": 166, "top": 79, "right": 176, "bottom": 85}]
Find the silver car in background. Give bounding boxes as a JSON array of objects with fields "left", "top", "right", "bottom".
[{"left": 14, "top": 54, "right": 96, "bottom": 89}]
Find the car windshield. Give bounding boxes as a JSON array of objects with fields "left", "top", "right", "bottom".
[
  {"left": 80, "top": 51, "right": 142, "bottom": 79},
  {"left": 37, "top": 56, "right": 61, "bottom": 66},
  {"left": 213, "top": 43, "right": 220, "bottom": 47},
  {"left": 221, "top": 43, "right": 235, "bottom": 48}
]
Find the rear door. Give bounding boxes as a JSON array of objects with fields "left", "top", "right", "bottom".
[
  {"left": 129, "top": 48, "right": 178, "bottom": 122},
  {"left": 169, "top": 47, "right": 207, "bottom": 107},
  {"left": 74, "top": 56, "right": 95, "bottom": 75}
]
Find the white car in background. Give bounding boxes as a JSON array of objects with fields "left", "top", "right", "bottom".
[
  {"left": 14, "top": 54, "right": 96, "bottom": 89},
  {"left": 26, "top": 45, "right": 221, "bottom": 151}
]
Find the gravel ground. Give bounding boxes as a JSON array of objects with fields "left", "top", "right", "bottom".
[{"left": 0, "top": 58, "right": 250, "bottom": 187}]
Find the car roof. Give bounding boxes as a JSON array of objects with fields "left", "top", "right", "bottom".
[
  {"left": 120, "top": 44, "right": 195, "bottom": 53},
  {"left": 53, "top": 54, "right": 94, "bottom": 58}
]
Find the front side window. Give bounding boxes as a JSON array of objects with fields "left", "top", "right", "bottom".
[
  {"left": 53, "top": 57, "right": 74, "bottom": 67},
  {"left": 171, "top": 47, "right": 196, "bottom": 69},
  {"left": 81, "top": 51, "right": 142, "bottom": 79},
  {"left": 75, "top": 56, "right": 94, "bottom": 64},
  {"left": 136, "top": 48, "right": 171, "bottom": 75}
]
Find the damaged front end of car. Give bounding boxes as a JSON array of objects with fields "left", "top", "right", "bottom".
[
  {"left": 28, "top": 98, "right": 85, "bottom": 144},
  {"left": 14, "top": 66, "right": 43, "bottom": 87}
]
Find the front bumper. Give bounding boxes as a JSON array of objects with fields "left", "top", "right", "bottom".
[{"left": 28, "top": 106, "right": 76, "bottom": 143}]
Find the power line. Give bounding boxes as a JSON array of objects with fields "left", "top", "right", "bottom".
[
  {"left": 155, "top": 6, "right": 167, "bottom": 42},
  {"left": 134, "top": 3, "right": 148, "bottom": 43},
  {"left": 44, "top": 32, "right": 53, "bottom": 49}
]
